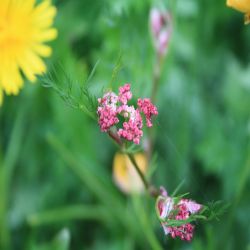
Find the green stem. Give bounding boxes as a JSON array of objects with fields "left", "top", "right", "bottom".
[
  {"left": 47, "top": 133, "right": 121, "bottom": 207},
  {"left": 108, "top": 130, "right": 122, "bottom": 146},
  {"left": 151, "top": 53, "right": 163, "bottom": 103},
  {"left": 0, "top": 108, "right": 26, "bottom": 250},
  {"left": 219, "top": 142, "right": 250, "bottom": 248},
  {"left": 107, "top": 133, "right": 159, "bottom": 197},
  {"left": 132, "top": 195, "right": 163, "bottom": 250},
  {"left": 47, "top": 133, "right": 136, "bottom": 234},
  {"left": 127, "top": 153, "right": 159, "bottom": 198},
  {"left": 127, "top": 153, "right": 149, "bottom": 189},
  {"left": 147, "top": 53, "right": 163, "bottom": 161},
  {"left": 27, "top": 205, "right": 110, "bottom": 227}
]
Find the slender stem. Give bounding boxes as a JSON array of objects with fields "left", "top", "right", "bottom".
[
  {"left": 108, "top": 130, "right": 122, "bottom": 146},
  {"left": 27, "top": 205, "right": 110, "bottom": 227},
  {"left": 219, "top": 142, "right": 250, "bottom": 248},
  {"left": 147, "top": 53, "right": 163, "bottom": 161},
  {"left": 47, "top": 133, "right": 137, "bottom": 234},
  {"left": 0, "top": 108, "right": 26, "bottom": 250},
  {"left": 127, "top": 153, "right": 149, "bottom": 189},
  {"left": 107, "top": 131, "right": 160, "bottom": 197},
  {"left": 151, "top": 53, "right": 162, "bottom": 103},
  {"left": 127, "top": 153, "right": 159, "bottom": 198}
]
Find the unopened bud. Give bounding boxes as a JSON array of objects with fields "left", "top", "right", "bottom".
[{"left": 150, "top": 7, "right": 172, "bottom": 56}]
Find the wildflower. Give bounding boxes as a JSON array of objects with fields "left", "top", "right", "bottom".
[
  {"left": 113, "top": 152, "right": 148, "bottom": 193},
  {"left": 150, "top": 8, "right": 172, "bottom": 56},
  {"left": 156, "top": 187, "right": 202, "bottom": 241},
  {"left": 227, "top": 0, "right": 250, "bottom": 24},
  {"left": 97, "top": 84, "right": 158, "bottom": 144},
  {"left": 0, "top": 0, "right": 57, "bottom": 105}
]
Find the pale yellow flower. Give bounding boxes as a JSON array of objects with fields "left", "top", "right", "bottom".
[
  {"left": 0, "top": 0, "right": 57, "bottom": 104},
  {"left": 113, "top": 152, "right": 148, "bottom": 194},
  {"left": 227, "top": 0, "right": 250, "bottom": 24}
]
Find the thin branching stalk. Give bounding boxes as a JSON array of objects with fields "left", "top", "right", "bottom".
[
  {"left": 127, "top": 153, "right": 159, "bottom": 198},
  {"left": 107, "top": 132, "right": 159, "bottom": 197}
]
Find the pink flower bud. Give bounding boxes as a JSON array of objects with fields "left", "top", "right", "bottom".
[
  {"left": 150, "top": 7, "right": 172, "bottom": 56},
  {"left": 137, "top": 98, "right": 158, "bottom": 128},
  {"left": 150, "top": 8, "right": 163, "bottom": 36}
]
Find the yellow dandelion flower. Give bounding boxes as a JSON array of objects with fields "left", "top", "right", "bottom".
[
  {"left": 0, "top": 0, "right": 57, "bottom": 104},
  {"left": 113, "top": 152, "right": 148, "bottom": 194},
  {"left": 227, "top": 0, "right": 250, "bottom": 24}
]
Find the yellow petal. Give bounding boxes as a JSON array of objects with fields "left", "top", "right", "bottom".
[
  {"left": 2, "top": 69, "right": 23, "bottom": 95},
  {"left": 32, "top": 44, "right": 52, "bottom": 57},
  {"left": 34, "top": 0, "right": 52, "bottom": 15},
  {"left": 113, "top": 152, "right": 148, "bottom": 193},
  {"left": 33, "top": 28, "right": 58, "bottom": 42},
  {"left": 227, "top": 0, "right": 250, "bottom": 13},
  {"left": 0, "top": 0, "right": 10, "bottom": 15},
  {"left": 32, "top": 2, "right": 57, "bottom": 29},
  {"left": 18, "top": 50, "right": 46, "bottom": 82},
  {"left": 11, "top": 0, "right": 35, "bottom": 14}
]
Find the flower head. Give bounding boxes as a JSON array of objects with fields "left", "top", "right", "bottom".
[
  {"left": 227, "top": 0, "right": 250, "bottom": 24},
  {"left": 97, "top": 84, "right": 158, "bottom": 145},
  {"left": 0, "top": 0, "right": 57, "bottom": 104},
  {"left": 156, "top": 187, "right": 202, "bottom": 241},
  {"left": 150, "top": 8, "right": 172, "bottom": 56}
]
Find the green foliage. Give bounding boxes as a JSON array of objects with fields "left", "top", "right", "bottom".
[
  {"left": 30, "top": 228, "right": 70, "bottom": 250},
  {"left": 0, "top": 0, "right": 250, "bottom": 249},
  {"left": 41, "top": 65, "right": 98, "bottom": 120}
]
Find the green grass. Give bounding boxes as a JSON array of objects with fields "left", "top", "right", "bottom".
[{"left": 1, "top": 0, "right": 250, "bottom": 249}]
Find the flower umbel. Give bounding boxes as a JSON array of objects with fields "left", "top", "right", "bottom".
[
  {"left": 227, "top": 0, "right": 250, "bottom": 24},
  {"left": 97, "top": 84, "right": 158, "bottom": 144},
  {"left": 156, "top": 187, "right": 202, "bottom": 241},
  {"left": 0, "top": 0, "right": 57, "bottom": 104}
]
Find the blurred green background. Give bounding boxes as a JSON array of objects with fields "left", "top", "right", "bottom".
[{"left": 1, "top": 0, "right": 250, "bottom": 249}]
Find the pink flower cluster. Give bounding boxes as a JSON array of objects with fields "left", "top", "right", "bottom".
[
  {"left": 138, "top": 98, "right": 158, "bottom": 127},
  {"left": 97, "top": 92, "right": 119, "bottom": 132},
  {"left": 150, "top": 8, "right": 172, "bottom": 56},
  {"left": 97, "top": 84, "right": 158, "bottom": 144},
  {"left": 156, "top": 187, "right": 202, "bottom": 241}
]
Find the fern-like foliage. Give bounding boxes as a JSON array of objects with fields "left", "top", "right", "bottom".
[{"left": 40, "top": 63, "right": 98, "bottom": 121}]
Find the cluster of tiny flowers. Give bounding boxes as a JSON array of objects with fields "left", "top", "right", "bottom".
[
  {"left": 150, "top": 8, "right": 172, "bottom": 56},
  {"left": 138, "top": 98, "right": 158, "bottom": 127},
  {"left": 97, "top": 92, "right": 119, "bottom": 132},
  {"left": 167, "top": 203, "right": 195, "bottom": 241},
  {"left": 156, "top": 187, "right": 202, "bottom": 241},
  {"left": 97, "top": 84, "right": 158, "bottom": 144}
]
